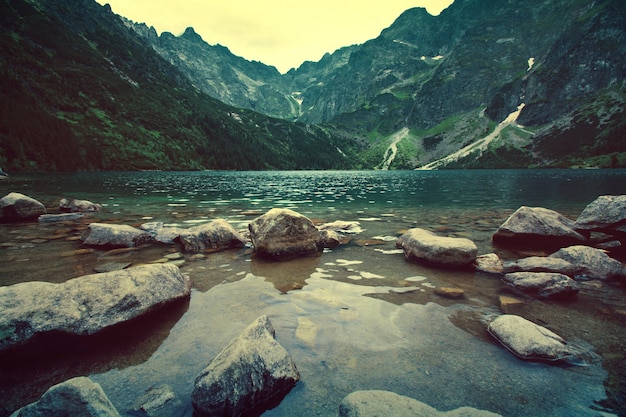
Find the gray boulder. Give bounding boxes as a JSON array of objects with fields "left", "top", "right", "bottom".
[
  {"left": 191, "top": 315, "right": 300, "bottom": 417},
  {"left": 475, "top": 253, "right": 504, "bottom": 274},
  {"left": 0, "top": 263, "right": 191, "bottom": 352},
  {"left": 9, "top": 377, "right": 120, "bottom": 417},
  {"left": 502, "top": 256, "right": 583, "bottom": 277},
  {"left": 338, "top": 390, "right": 502, "bottom": 417},
  {"left": 492, "top": 206, "right": 586, "bottom": 248},
  {"left": 178, "top": 219, "right": 246, "bottom": 253},
  {"left": 81, "top": 222, "right": 153, "bottom": 247},
  {"left": 140, "top": 222, "right": 183, "bottom": 244},
  {"left": 249, "top": 208, "right": 324, "bottom": 259},
  {"left": 0, "top": 192, "right": 46, "bottom": 222},
  {"left": 396, "top": 228, "right": 477, "bottom": 267},
  {"left": 487, "top": 314, "right": 573, "bottom": 362},
  {"left": 550, "top": 245, "right": 625, "bottom": 280},
  {"left": 575, "top": 195, "right": 626, "bottom": 231},
  {"left": 59, "top": 198, "right": 102, "bottom": 213},
  {"left": 502, "top": 272, "right": 580, "bottom": 298}
]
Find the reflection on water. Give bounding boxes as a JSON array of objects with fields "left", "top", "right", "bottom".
[{"left": 0, "top": 169, "right": 625, "bottom": 416}]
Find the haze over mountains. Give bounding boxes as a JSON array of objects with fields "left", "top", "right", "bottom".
[{"left": 1, "top": 0, "right": 624, "bottom": 171}]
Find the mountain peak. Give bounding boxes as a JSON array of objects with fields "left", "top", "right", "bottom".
[{"left": 181, "top": 26, "right": 203, "bottom": 43}]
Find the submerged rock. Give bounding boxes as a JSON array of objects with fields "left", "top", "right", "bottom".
[
  {"left": 492, "top": 206, "right": 586, "bottom": 249},
  {"left": 9, "top": 377, "right": 120, "bottom": 417},
  {"left": 81, "top": 223, "right": 153, "bottom": 248},
  {"left": 0, "top": 192, "right": 46, "bottom": 222},
  {"left": 0, "top": 263, "right": 191, "bottom": 352},
  {"left": 396, "top": 228, "right": 477, "bottom": 267},
  {"left": 549, "top": 245, "right": 625, "bottom": 280},
  {"left": 59, "top": 198, "right": 102, "bottom": 213},
  {"left": 249, "top": 208, "right": 324, "bottom": 260},
  {"left": 191, "top": 315, "right": 300, "bottom": 417},
  {"left": 502, "top": 271, "right": 580, "bottom": 298},
  {"left": 338, "top": 390, "right": 502, "bottom": 417},
  {"left": 178, "top": 219, "right": 246, "bottom": 253},
  {"left": 488, "top": 314, "right": 573, "bottom": 362},
  {"left": 38, "top": 213, "right": 83, "bottom": 223}
]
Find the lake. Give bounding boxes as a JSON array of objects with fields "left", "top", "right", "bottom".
[{"left": 1, "top": 169, "right": 625, "bottom": 417}]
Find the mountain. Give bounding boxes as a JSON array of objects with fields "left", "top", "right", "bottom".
[
  {"left": 0, "top": 0, "right": 361, "bottom": 171},
  {"left": 133, "top": 0, "right": 625, "bottom": 169}
]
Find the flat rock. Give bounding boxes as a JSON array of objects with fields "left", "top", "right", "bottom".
[
  {"left": 502, "top": 271, "right": 580, "bottom": 298},
  {"left": 338, "top": 390, "right": 502, "bottom": 417},
  {"left": 249, "top": 208, "right": 324, "bottom": 260},
  {"left": 435, "top": 287, "right": 465, "bottom": 299},
  {"left": 502, "top": 256, "right": 583, "bottom": 276},
  {"left": 9, "top": 377, "right": 120, "bottom": 417},
  {"left": 38, "top": 213, "right": 84, "bottom": 223},
  {"left": 492, "top": 206, "right": 586, "bottom": 249},
  {"left": 59, "top": 198, "right": 102, "bottom": 213},
  {"left": 0, "top": 263, "right": 191, "bottom": 352},
  {"left": 191, "top": 315, "right": 300, "bottom": 417},
  {"left": 178, "top": 219, "right": 246, "bottom": 252},
  {"left": 487, "top": 314, "right": 573, "bottom": 362},
  {"left": 499, "top": 295, "right": 525, "bottom": 314},
  {"left": 549, "top": 245, "right": 625, "bottom": 280},
  {"left": 81, "top": 223, "right": 153, "bottom": 248},
  {"left": 396, "top": 228, "right": 477, "bottom": 267},
  {"left": 0, "top": 192, "right": 46, "bottom": 222}
]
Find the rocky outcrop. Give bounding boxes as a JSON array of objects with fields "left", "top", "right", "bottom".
[
  {"left": 338, "top": 390, "right": 502, "bottom": 417},
  {"left": 191, "top": 315, "right": 300, "bottom": 417},
  {"left": 81, "top": 223, "right": 153, "bottom": 248},
  {"left": 59, "top": 198, "right": 102, "bottom": 212},
  {"left": 396, "top": 228, "right": 477, "bottom": 267},
  {"left": 488, "top": 314, "right": 574, "bottom": 362},
  {"left": 502, "top": 272, "right": 580, "bottom": 298},
  {"left": 0, "top": 263, "right": 191, "bottom": 352},
  {"left": 549, "top": 245, "right": 625, "bottom": 280},
  {"left": 10, "top": 377, "right": 120, "bottom": 417},
  {"left": 0, "top": 192, "right": 46, "bottom": 222},
  {"left": 178, "top": 219, "right": 246, "bottom": 253},
  {"left": 248, "top": 208, "right": 324, "bottom": 260},
  {"left": 492, "top": 206, "right": 586, "bottom": 249}
]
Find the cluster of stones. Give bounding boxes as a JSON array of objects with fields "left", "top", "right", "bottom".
[{"left": 2, "top": 190, "right": 625, "bottom": 416}]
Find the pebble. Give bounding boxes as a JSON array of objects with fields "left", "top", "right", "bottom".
[{"left": 435, "top": 287, "right": 465, "bottom": 299}]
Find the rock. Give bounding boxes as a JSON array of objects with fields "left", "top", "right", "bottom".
[
  {"left": 487, "top": 314, "right": 573, "bottom": 362},
  {"left": 475, "top": 253, "right": 504, "bottom": 274},
  {"left": 550, "top": 245, "right": 626, "bottom": 280},
  {"left": 248, "top": 208, "right": 324, "bottom": 260},
  {"left": 502, "top": 256, "right": 583, "bottom": 277},
  {"left": 498, "top": 295, "right": 525, "bottom": 314},
  {"left": 132, "top": 384, "right": 180, "bottom": 417},
  {"left": 0, "top": 263, "right": 191, "bottom": 352},
  {"left": 81, "top": 223, "right": 153, "bottom": 248},
  {"left": 396, "top": 228, "right": 477, "bottom": 267},
  {"left": 502, "top": 272, "right": 580, "bottom": 298},
  {"left": 492, "top": 206, "right": 586, "bottom": 249},
  {"left": 320, "top": 229, "right": 343, "bottom": 248},
  {"left": 575, "top": 195, "right": 626, "bottom": 231},
  {"left": 317, "top": 220, "right": 363, "bottom": 234},
  {"left": 9, "top": 376, "right": 120, "bottom": 417},
  {"left": 191, "top": 315, "right": 300, "bottom": 417},
  {"left": 140, "top": 222, "right": 184, "bottom": 244},
  {"left": 178, "top": 219, "right": 246, "bottom": 253},
  {"left": 338, "top": 390, "right": 502, "bottom": 417},
  {"left": 38, "top": 213, "right": 84, "bottom": 222},
  {"left": 59, "top": 198, "right": 102, "bottom": 212},
  {"left": 435, "top": 287, "right": 465, "bottom": 299},
  {"left": 0, "top": 192, "right": 46, "bottom": 222}
]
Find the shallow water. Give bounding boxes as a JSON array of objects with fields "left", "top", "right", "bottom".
[{"left": 0, "top": 169, "right": 625, "bottom": 416}]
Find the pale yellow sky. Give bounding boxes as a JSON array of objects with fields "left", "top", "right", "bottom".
[{"left": 96, "top": 1, "right": 454, "bottom": 73}]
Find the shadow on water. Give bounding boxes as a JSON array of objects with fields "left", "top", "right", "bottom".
[{"left": 0, "top": 298, "right": 189, "bottom": 416}]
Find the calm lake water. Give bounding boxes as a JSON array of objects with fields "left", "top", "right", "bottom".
[{"left": 1, "top": 169, "right": 625, "bottom": 417}]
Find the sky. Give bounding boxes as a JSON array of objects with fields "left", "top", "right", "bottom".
[{"left": 95, "top": 1, "right": 455, "bottom": 73}]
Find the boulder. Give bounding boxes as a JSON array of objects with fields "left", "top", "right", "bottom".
[
  {"left": 492, "top": 206, "right": 586, "bottom": 249},
  {"left": 575, "top": 195, "right": 626, "bottom": 232},
  {"left": 140, "top": 222, "right": 184, "bottom": 244},
  {"left": 487, "top": 314, "right": 573, "bottom": 362},
  {"left": 81, "top": 223, "right": 153, "bottom": 248},
  {"left": 338, "top": 390, "right": 502, "bottom": 417},
  {"left": 549, "top": 245, "right": 625, "bottom": 280},
  {"left": 320, "top": 229, "right": 343, "bottom": 248},
  {"left": 502, "top": 256, "right": 583, "bottom": 277},
  {"left": 59, "top": 198, "right": 102, "bottom": 213},
  {"left": 0, "top": 263, "right": 191, "bottom": 352},
  {"left": 0, "top": 192, "right": 46, "bottom": 222},
  {"left": 396, "top": 228, "right": 477, "bottom": 267},
  {"left": 248, "top": 208, "right": 324, "bottom": 260},
  {"left": 191, "top": 315, "right": 300, "bottom": 417},
  {"left": 178, "top": 219, "right": 246, "bottom": 252},
  {"left": 502, "top": 272, "right": 580, "bottom": 298},
  {"left": 9, "top": 377, "right": 120, "bottom": 417},
  {"left": 475, "top": 253, "right": 504, "bottom": 274}
]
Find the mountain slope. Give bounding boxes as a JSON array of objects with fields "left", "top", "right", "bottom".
[{"left": 0, "top": 0, "right": 360, "bottom": 171}]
